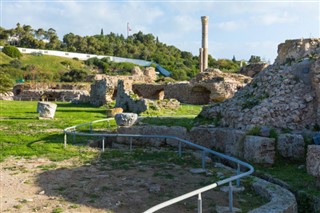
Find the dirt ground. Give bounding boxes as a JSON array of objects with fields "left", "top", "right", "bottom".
[{"left": 0, "top": 153, "right": 252, "bottom": 213}]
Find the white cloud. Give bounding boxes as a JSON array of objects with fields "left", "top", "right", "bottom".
[
  {"left": 217, "top": 20, "right": 247, "bottom": 31},
  {"left": 256, "top": 11, "right": 298, "bottom": 26},
  {"left": 173, "top": 15, "right": 199, "bottom": 33}
]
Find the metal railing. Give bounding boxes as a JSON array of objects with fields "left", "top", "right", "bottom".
[{"left": 63, "top": 118, "right": 254, "bottom": 213}]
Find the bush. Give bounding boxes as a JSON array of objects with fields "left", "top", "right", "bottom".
[
  {"left": 30, "top": 52, "right": 43, "bottom": 56},
  {"left": 0, "top": 72, "right": 13, "bottom": 93},
  {"left": 60, "top": 69, "right": 88, "bottom": 82},
  {"left": 2, "top": 45, "right": 22, "bottom": 59},
  {"left": 9, "top": 59, "right": 22, "bottom": 69}
]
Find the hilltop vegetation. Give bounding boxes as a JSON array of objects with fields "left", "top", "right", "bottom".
[{"left": 0, "top": 23, "right": 243, "bottom": 81}]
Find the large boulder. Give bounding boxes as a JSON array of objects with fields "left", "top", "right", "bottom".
[
  {"left": 37, "top": 102, "right": 57, "bottom": 119},
  {"left": 244, "top": 136, "right": 275, "bottom": 165},
  {"left": 277, "top": 134, "right": 305, "bottom": 159},
  {"left": 115, "top": 113, "right": 138, "bottom": 127}
]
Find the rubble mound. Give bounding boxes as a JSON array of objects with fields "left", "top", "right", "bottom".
[{"left": 200, "top": 39, "right": 320, "bottom": 131}]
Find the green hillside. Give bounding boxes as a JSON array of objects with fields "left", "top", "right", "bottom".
[
  {"left": 0, "top": 52, "right": 13, "bottom": 64},
  {"left": 21, "top": 54, "right": 84, "bottom": 73}
]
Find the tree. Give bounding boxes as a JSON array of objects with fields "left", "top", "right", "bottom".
[
  {"left": 248, "top": 55, "right": 261, "bottom": 63},
  {"left": 232, "top": 55, "right": 236, "bottom": 62},
  {"left": 101, "top": 28, "right": 104, "bottom": 36}
]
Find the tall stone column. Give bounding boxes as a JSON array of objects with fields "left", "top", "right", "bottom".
[{"left": 200, "top": 16, "right": 209, "bottom": 72}]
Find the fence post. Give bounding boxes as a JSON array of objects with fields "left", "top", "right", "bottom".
[
  {"left": 64, "top": 133, "right": 67, "bottom": 148},
  {"left": 237, "top": 163, "right": 241, "bottom": 187},
  {"left": 202, "top": 151, "right": 206, "bottom": 170},
  {"left": 229, "top": 181, "right": 233, "bottom": 212},
  {"left": 198, "top": 193, "right": 202, "bottom": 213},
  {"left": 178, "top": 141, "right": 182, "bottom": 157},
  {"left": 102, "top": 137, "right": 105, "bottom": 152}
]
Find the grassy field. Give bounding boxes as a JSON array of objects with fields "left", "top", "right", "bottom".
[
  {"left": 0, "top": 101, "right": 202, "bottom": 162},
  {"left": 20, "top": 54, "right": 84, "bottom": 72},
  {"left": 0, "top": 101, "right": 108, "bottom": 162},
  {"left": 0, "top": 52, "right": 13, "bottom": 64}
]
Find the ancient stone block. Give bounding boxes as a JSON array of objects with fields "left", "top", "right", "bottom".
[
  {"left": 116, "top": 125, "right": 187, "bottom": 147},
  {"left": 244, "top": 136, "right": 275, "bottom": 165},
  {"left": 306, "top": 145, "right": 320, "bottom": 178},
  {"left": 189, "top": 127, "right": 246, "bottom": 158},
  {"left": 115, "top": 113, "right": 138, "bottom": 127},
  {"left": 189, "top": 127, "right": 217, "bottom": 149},
  {"left": 277, "top": 134, "right": 305, "bottom": 159},
  {"left": 37, "top": 101, "right": 57, "bottom": 119}
]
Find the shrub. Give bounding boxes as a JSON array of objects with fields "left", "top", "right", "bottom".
[
  {"left": 60, "top": 69, "right": 88, "bottom": 82},
  {"left": 2, "top": 45, "right": 22, "bottom": 58},
  {"left": 9, "top": 59, "right": 22, "bottom": 69},
  {"left": 30, "top": 52, "right": 43, "bottom": 56},
  {"left": 0, "top": 72, "right": 13, "bottom": 93}
]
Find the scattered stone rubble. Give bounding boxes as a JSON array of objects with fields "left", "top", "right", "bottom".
[{"left": 238, "top": 62, "right": 269, "bottom": 77}]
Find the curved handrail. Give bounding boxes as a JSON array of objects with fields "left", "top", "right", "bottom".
[{"left": 63, "top": 118, "right": 254, "bottom": 213}]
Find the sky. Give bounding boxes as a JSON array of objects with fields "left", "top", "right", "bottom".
[{"left": 1, "top": 0, "right": 319, "bottom": 63}]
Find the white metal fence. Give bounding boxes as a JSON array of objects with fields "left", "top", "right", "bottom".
[{"left": 63, "top": 118, "right": 254, "bottom": 213}]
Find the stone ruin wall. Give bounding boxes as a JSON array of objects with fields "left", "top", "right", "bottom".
[
  {"left": 12, "top": 83, "right": 91, "bottom": 102},
  {"left": 133, "top": 83, "right": 211, "bottom": 105},
  {"left": 131, "top": 70, "right": 251, "bottom": 105},
  {"left": 275, "top": 38, "right": 320, "bottom": 65},
  {"left": 89, "top": 67, "right": 157, "bottom": 106},
  {"left": 200, "top": 38, "right": 320, "bottom": 131}
]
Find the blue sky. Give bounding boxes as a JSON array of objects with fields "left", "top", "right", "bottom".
[{"left": 1, "top": 0, "right": 319, "bottom": 63}]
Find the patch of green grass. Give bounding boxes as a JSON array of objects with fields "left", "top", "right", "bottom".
[
  {"left": 51, "top": 207, "right": 64, "bottom": 213},
  {"left": 255, "top": 159, "right": 319, "bottom": 196},
  {"left": 141, "top": 103, "right": 202, "bottom": 118},
  {"left": 21, "top": 54, "right": 83, "bottom": 74},
  {"left": 13, "top": 204, "right": 23, "bottom": 209},
  {"left": 237, "top": 178, "right": 269, "bottom": 212},
  {"left": 0, "top": 101, "right": 111, "bottom": 162},
  {"left": 141, "top": 117, "right": 196, "bottom": 130},
  {"left": 246, "top": 126, "right": 261, "bottom": 135},
  {"left": 0, "top": 52, "right": 13, "bottom": 64},
  {"left": 37, "top": 163, "right": 57, "bottom": 170}
]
